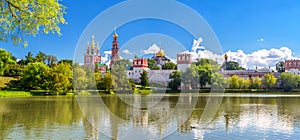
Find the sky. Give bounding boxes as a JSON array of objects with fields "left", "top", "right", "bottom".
[{"left": 1, "top": 0, "right": 299, "bottom": 69}]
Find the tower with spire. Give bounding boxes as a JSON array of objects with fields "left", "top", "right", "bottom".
[
  {"left": 84, "top": 35, "right": 102, "bottom": 71},
  {"left": 110, "top": 27, "right": 120, "bottom": 68}
]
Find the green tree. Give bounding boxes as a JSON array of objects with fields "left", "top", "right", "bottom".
[
  {"left": 194, "top": 59, "right": 220, "bottom": 88},
  {"left": 25, "top": 52, "right": 34, "bottom": 64},
  {"left": 181, "top": 65, "right": 199, "bottom": 89},
  {"left": 111, "top": 60, "right": 131, "bottom": 91},
  {"left": 229, "top": 75, "right": 240, "bottom": 89},
  {"left": 50, "top": 62, "right": 72, "bottom": 95},
  {"left": 0, "top": 49, "right": 15, "bottom": 75},
  {"left": 103, "top": 72, "right": 113, "bottom": 92},
  {"left": 148, "top": 59, "right": 159, "bottom": 70},
  {"left": 73, "top": 65, "right": 88, "bottom": 92},
  {"left": 211, "top": 72, "right": 226, "bottom": 91},
  {"left": 262, "top": 74, "right": 277, "bottom": 90},
  {"left": 249, "top": 76, "right": 262, "bottom": 89},
  {"left": 35, "top": 51, "right": 47, "bottom": 63},
  {"left": 222, "top": 61, "right": 244, "bottom": 70},
  {"left": 279, "top": 72, "right": 298, "bottom": 91},
  {"left": 276, "top": 61, "right": 285, "bottom": 73},
  {"left": 162, "top": 62, "right": 177, "bottom": 70},
  {"left": 20, "top": 62, "right": 51, "bottom": 91},
  {"left": 0, "top": 0, "right": 66, "bottom": 46},
  {"left": 168, "top": 71, "right": 181, "bottom": 90},
  {"left": 139, "top": 69, "right": 149, "bottom": 88}
]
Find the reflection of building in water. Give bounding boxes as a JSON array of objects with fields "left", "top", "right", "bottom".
[{"left": 221, "top": 98, "right": 295, "bottom": 134}]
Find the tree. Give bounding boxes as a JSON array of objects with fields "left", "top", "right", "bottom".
[
  {"left": 25, "top": 52, "right": 34, "bottom": 64},
  {"left": 20, "top": 62, "right": 51, "bottom": 91},
  {"left": 222, "top": 61, "right": 244, "bottom": 70},
  {"left": 46, "top": 54, "right": 58, "bottom": 67},
  {"left": 181, "top": 65, "right": 199, "bottom": 89},
  {"left": 103, "top": 72, "right": 113, "bottom": 92},
  {"left": 168, "top": 71, "right": 181, "bottom": 90},
  {"left": 73, "top": 65, "right": 88, "bottom": 92},
  {"left": 262, "top": 74, "right": 277, "bottom": 90},
  {"left": 249, "top": 76, "right": 262, "bottom": 89},
  {"left": 279, "top": 72, "right": 298, "bottom": 91},
  {"left": 0, "top": 0, "right": 66, "bottom": 47},
  {"left": 211, "top": 72, "right": 226, "bottom": 91},
  {"left": 0, "top": 49, "right": 15, "bottom": 75},
  {"left": 194, "top": 59, "right": 220, "bottom": 88},
  {"left": 162, "top": 62, "right": 177, "bottom": 70},
  {"left": 35, "top": 51, "right": 47, "bottom": 63},
  {"left": 139, "top": 70, "right": 149, "bottom": 88},
  {"left": 50, "top": 62, "right": 72, "bottom": 95},
  {"left": 229, "top": 75, "right": 240, "bottom": 89},
  {"left": 111, "top": 60, "right": 131, "bottom": 91},
  {"left": 148, "top": 59, "right": 159, "bottom": 70},
  {"left": 276, "top": 61, "right": 285, "bottom": 73}
]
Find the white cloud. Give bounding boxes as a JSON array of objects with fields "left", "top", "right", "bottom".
[
  {"left": 101, "top": 51, "right": 111, "bottom": 64},
  {"left": 122, "top": 49, "right": 131, "bottom": 54},
  {"left": 226, "top": 46, "right": 298, "bottom": 69},
  {"left": 144, "top": 44, "right": 160, "bottom": 54},
  {"left": 257, "top": 38, "right": 264, "bottom": 42}
]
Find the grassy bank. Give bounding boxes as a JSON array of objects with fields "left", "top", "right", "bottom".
[{"left": 0, "top": 91, "right": 32, "bottom": 97}]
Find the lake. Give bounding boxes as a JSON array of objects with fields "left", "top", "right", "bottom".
[{"left": 1, "top": 94, "right": 300, "bottom": 139}]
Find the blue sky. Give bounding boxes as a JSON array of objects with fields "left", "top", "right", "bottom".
[{"left": 1, "top": 0, "right": 300, "bottom": 67}]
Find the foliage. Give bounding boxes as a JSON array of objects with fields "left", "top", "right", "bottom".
[
  {"left": 222, "top": 61, "right": 245, "bottom": 70},
  {"left": 148, "top": 58, "right": 159, "bottom": 70},
  {"left": 228, "top": 75, "right": 240, "bottom": 89},
  {"left": 0, "top": 0, "right": 66, "bottom": 47},
  {"left": 249, "top": 76, "right": 262, "bottom": 89},
  {"left": 181, "top": 65, "right": 199, "bottom": 89},
  {"left": 20, "top": 62, "right": 51, "bottom": 91},
  {"left": 46, "top": 54, "right": 58, "bottom": 67},
  {"left": 262, "top": 74, "right": 277, "bottom": 90},
  {"left": 0, "top": 76, "right": 16, "bottom": 88},
  {"left": 276, "top": 61, "right": 285, "bottom": 73},
  {"left": 0, "top": 49, "right": 16, "bottom": 75},
  {"left": 73, "top": 65, "right": 88, "bottom": 92},
  {"left": 162, "top": 62, "right": 177, "bottom": 70},
  {"left": 168, "top": 70, "right": 181, "bottom": 90},
  {"left": 139, "top": 70, "right": 149, "bottom": 88},
  {"left": 278, "top": 72, "right": 299, "bottom": 92},
  {"left": 49, "top": 62, "right": 72, "bottom": 95},
  {"left": 111, "top": 60, "right": 130, "bottom": 91},
  {"left": 211, "top": 72, "right": 226, "bottom": 90}
]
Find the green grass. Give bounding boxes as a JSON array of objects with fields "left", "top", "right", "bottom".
[
  {"left": 0, "top": 76, "right": 17, "bottom": 88},
  {"left": 134, "top": 88, "right": 153, "bottom": 95},
  {"left": 0, "top": 91, "right": 32, "bottom": 97}
]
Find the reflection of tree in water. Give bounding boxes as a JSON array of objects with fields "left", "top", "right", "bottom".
[{"left": 0, "top": 97, "right": 82, "bottom": 139}]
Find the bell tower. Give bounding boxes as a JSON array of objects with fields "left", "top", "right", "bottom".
[{"left": 110, "top": 27, "right": 120, "bottom": 68}]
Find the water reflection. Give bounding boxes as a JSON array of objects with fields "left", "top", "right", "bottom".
[{"left": 0, "top": 95, "right": 300, "bottom": 139}]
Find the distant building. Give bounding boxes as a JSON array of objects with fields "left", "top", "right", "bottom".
[
  {"left": 285, "top": 60, "right": 300, "bottom": 75},
  {"left": 84, "top": 35, "right": 101, "bottom": 70},
  {"left": 220, "top": 69, "right": 280, "bottom": 79},
  {"left": 110, "top": 27, "right": 120, "bottom": 68},
  {"left": 177, "top": 53, "right": 192, "bottom": 72},
  {"left": 152, "top": 48, "right": 171, "bottom": 69},
  {"left": 127, "top": 58, "right": 173, "bottom": 86}
]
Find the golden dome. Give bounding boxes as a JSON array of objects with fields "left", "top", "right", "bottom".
[
  {"left": 113, "top": 33, "right": 118, "bottom": 39},
  {"left": 156, "top": 48, "right": 165, "bottom": 57}
]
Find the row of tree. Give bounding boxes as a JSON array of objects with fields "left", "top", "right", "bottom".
[{"left": 168, "top": 58, "right": 300, "bottom": 92}]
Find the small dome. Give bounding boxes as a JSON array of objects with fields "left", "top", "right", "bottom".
[
  {"left": 156, "top": 48, "right": 165, "bottom": 57},
  {"left": 113, "top": 33, "right": 118, "bottom": 39}
]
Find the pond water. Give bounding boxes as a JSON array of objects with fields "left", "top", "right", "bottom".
[{"left": 0, "top": 94, "right": 300, "bottom": 139}]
